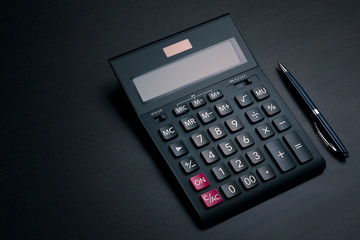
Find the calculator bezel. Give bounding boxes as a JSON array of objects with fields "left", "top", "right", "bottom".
[{"left": 109, "top": 14, "right": 257, "bottom": 115}]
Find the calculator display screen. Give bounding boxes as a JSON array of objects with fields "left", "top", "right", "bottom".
[{"left": 133, "top": 37, "right": 247, "bottom": 102}]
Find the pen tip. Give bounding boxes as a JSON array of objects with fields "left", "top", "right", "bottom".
[{"left": 278, "top": 62, "right": 287, "bottom": 72}]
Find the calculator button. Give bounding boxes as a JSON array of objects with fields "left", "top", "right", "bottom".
[
  {"left": 240, "top": 173, "right": 259, "bottom": 190},
  {"left": 273, "top": 116, "right": 291, "bottom": 132},
  {"left": 246, "top": 148, "right": 266, "bottom": 165},
  {"left": 208, "top": 124, "right": 227, "bottom": 140},
  {"left": 218, "top": 140, "right": 238, "bottom": 156},
  {"left": 235, "top": 92, "right": 253, "bottom": 108},
  {"left": 256, "top": 123, "right": 275, "bottom": 139},
  {"left": 284, "top": 132, "right": 313, "bottom": 163},
  {"left": 159, "top": 124, "right": 178, "bottom": 141},
  {"left": 257, "top": 165, "right": 276, "bottom": 181},
  {"left": 215, "top": 101, "right": 233, "bottom": 116},
  {"left": 221, "top": 181, "right": 241, "bottom": 199},
  {"left": 180, "top": 157, "right": 199, "bottom": 174},
  {"left": 169, "top": 141, "right": 188, "bottom": 157},
  {"left": 225, "top": 117, "right": 244, "bottom": 133},
  {"left": 211, "top": 163, "right": 231, "bottom": 181},
  {"left": 251, "top": 85, "right": 270, "bottom": 100},
  {"left": 190, "top": 172, "right": 210, "bottom": 191},
  {"left": 235, "top": 132, "right": 254, "bottom": 149},
  {"left": 201, "top": 189, "right": 222, "bottom": 208},
  {"left": 191, "top": 96, "right": 206, "bottom": 108},
  {"left": 207, "top": 90, "right": 223, "bottom": 101},
  {"left": 191, "top": 131, "right": 210, "bottom": 148},
  {"left": 262, "top": 101, "right": 280, "bottom": 116},
  {"left": 198, "top": 108, "right": 216, "bottom": 124},
  {"left": 245, "top": 108, "right": 264, "bottom": 123},
  {"left": 229, "top": 157, "right": 248, "bottom": 173},
  {"left": 265, "top": 139, "right": 296, "bottom": 172},
  {"left": 201, "top": 147, "right": 221, "bottom": 164},
  {"left": 173, "top": 104, "right": 189, "bottom": 116},
  {"left": 180, "top": 115, "right": 199, "bottom": 131}
]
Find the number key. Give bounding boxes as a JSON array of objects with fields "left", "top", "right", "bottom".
[
  {"left": 225, "top": 116, "right": 244, "bottom": 132},
  {"left": 201, "top": 147, "right": 220, "bottom": 164},
  {"left": 229, "top": 156, "right": 248, "bottom": 173},
  {"left": 212, "top": 163, "right": 231, "bottom": 181},
  {"left": 240, "top": 173, "right": 259, "bottom": 189},
  {"left": 191, "top": 131, "right": 210, "bottom": 148},
  {"left": 221, "top": 181, "right": 241, "bottom": 199},
  {"left": 235, "top": 132, "right": 254, "bottom": 149},
  {"left": 208, "top": 124, "right": 227, "bottom": 140},
  {"left": 246, "top": 148, "right": 266, "bottom": 165},
  {"left": 218, "top": 140, "right": 237, "bottom": 156}
]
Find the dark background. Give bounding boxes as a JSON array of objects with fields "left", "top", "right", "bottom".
[{"left": 1, "top": 0, "right": 360, "bottom": 239}]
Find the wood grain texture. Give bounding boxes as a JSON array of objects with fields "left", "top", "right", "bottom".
[{"left": 1, "top": 0, "right": 360, "bottom": 239}]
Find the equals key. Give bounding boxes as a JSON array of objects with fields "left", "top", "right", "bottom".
[{"left": 284, "top": 132, "right": 313, "bottom": 163}]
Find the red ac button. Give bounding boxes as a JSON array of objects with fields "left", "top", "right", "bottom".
[{"left": 201, "top": 189, "right": 223, "bottom": 208}]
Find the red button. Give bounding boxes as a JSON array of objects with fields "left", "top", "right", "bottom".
[
  {"left": 190, "top": 173, "right": 210, "bottom": 191},
  {"left": 201, "top": 189, "right": 223, "bottom": 208}
]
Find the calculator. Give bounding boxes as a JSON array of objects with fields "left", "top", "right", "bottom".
[{"left": 110, "top": 14, "right": 326, "bottom": 226}]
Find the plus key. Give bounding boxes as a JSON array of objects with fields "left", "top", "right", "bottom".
[{"left": 265, "top": 139, "right": 296, "bottom": 172}]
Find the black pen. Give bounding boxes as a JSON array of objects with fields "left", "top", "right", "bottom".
[{"left": 278, "top": 62, "right": 349, "bottom": 158}]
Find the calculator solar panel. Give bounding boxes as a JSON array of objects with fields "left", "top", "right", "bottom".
[{"left": 110, "top": 14, "right": 325, "bottom": 226}]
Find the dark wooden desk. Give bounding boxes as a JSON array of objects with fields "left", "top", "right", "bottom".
[{"left": 2, "top": 0, "right": 360, "bottom": 239}]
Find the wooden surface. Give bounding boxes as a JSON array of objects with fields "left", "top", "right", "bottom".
[{"left": 1, "top": 0, "right": 360, "bottom": 239}]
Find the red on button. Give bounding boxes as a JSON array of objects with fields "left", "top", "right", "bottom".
[
  {"left": 201, "top": 189, "right": 222, "bottom": 208},
  {"left": 190, "top": 173, "right": 210, "bottom": 191}
]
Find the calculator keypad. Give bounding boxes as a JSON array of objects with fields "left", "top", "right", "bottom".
[{"left": 156, "top": 77, "right": 316, "bottom": 212}]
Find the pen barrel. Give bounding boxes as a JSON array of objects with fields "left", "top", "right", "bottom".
[{"left": 284, "top": 71, "right": 318, "bottom": 112}]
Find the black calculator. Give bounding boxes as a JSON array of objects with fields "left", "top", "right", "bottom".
[{"left": 110, "top": 14, "right": 325, "bottom": 226}]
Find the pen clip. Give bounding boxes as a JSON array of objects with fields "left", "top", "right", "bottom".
[{"left": 313, "top": 122, "right": 337, "bottom": 152}]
